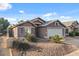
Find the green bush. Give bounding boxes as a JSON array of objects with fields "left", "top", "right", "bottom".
[
  {"left": 49, "top": 35, "right": 64, "bottom": 43},
  {"left": 25, "top": 32, "right": 38, "bottom": 42},
  {"left": 69, "top": 31, "right": 75, "bottom": 37},
  {"left": 75, "top": 31, "right": 79, "bottom": 36}
]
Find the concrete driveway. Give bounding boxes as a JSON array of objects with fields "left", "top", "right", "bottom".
[{"left": 65, "top": 37, "right": 79, "bottom": 48}]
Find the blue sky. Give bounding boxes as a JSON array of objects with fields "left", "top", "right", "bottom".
[{"left": 0, "top": 3, "right": 79, "bottom": 24}]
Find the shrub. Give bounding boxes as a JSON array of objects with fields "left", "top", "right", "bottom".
[
  {"left": 17, "top": 42, "right": 30, "bottom": 51},
  {"left": 30, "top": 36, "right": 38, "bottom": 42},
  {"left": 25, "top": 32, "right": 38, "bottom": 42},
  {"left": 75, "top": 31, "right": 79, "bottom": 36},
  {"left": 69, "top": 31, "right": 75, "bottom": 37},
  {"left": 12, "top": 40, "right": 30, "bottom": 51},
  {"left": 49, "top": 35, "right": 64, "bottom": 43},
  {"left": 12, "top": 40, "right": 19, "bottom": 49}
]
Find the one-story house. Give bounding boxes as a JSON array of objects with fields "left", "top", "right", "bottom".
[
  {"left": 7, "top": 17, "right": 67, "bottom": 39},
  {"left": 62, "top": 21, "right": 79, "bottom": 33}
]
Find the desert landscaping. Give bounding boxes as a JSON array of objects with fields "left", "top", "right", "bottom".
[{"left": 0, "top": 3, "right": 79, "bottom": 56}]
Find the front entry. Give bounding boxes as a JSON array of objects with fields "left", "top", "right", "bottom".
[{"left": 35, "top": 27, "right": 39, "bottom": 37}]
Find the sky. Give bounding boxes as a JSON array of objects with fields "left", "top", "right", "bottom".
[{"left": 0, "top": 3, "right": 79, "bottom": 24}]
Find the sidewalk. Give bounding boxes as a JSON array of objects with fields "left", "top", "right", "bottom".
[
  {"left": 66, "top": 49, "right": 79, "bottom": 56},
  {"left": 0, "top": 36, "right": 10, "bottom": 56}
]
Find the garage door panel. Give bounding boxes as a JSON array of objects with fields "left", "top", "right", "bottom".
[{"left": 47, "top": 28, "right": 63, "bottom": 37}]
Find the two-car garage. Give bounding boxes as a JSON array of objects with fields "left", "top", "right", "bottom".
[
  {"left": 47, "top": 28, "right": 65, "bottom": 38},
  {"left": 38, "top": 20, "right": 66, "bottom": 39}
]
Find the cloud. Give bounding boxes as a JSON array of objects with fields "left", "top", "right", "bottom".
[
  {"left": 41, "top": 12, "right": 58, "bottom": 21},
  {"left": 43, "top": 12, "right": 57, "bottom": 17},
  {"left": 19, "top": 10, "right": 25, "bottom": 14},
  {"left": 42, "top": 12, "right": 77, "bottom": 21},
  {"left": 0, "top": 3, "right": 12, "bottom": 10},
  {"left": 59, "top": 16, "right": 76, "bottom": 22}
]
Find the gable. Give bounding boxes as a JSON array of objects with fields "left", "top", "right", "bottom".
[
  {"left": 47, "top": 21, "right": 65, "bottom": 27},
  {"left": 17, "top": 22, "right": 35, "bottom": 27},
  {"left": 32, "top": 20, "right": 43, "bottom": 24},
  {"left": 31, "top": 17, "right": 46, "bottom": 25},
  {"left": 72, "top": 21, "right": 79, "bottom": 26}
]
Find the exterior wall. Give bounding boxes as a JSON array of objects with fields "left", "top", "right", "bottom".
[
  {"left": 67, "top": 27, "right": 73, "bottom": 32},
  {"left": 12, "top": 26, "right": 35, "bottom": 40},
  {"left": 38, "top": 27, "right": 66, "bottom": 39},
  {"left": 31, "top": 27, "right": 36, "bottom": 36},
  {"left": 17, "top": 26, "right": 35, "bottom": 37},
  {"left": 13, "top": 27, "right": 18, "bottom": 39},
  {"left": 47, "top": 21, "right": 64, "bottom": 27},
  {"left": 62, "top": 28, "right": 66, "bottom": 37},
  {"left": 12, "top": 22, "right": 35, "bottom": 40},
  {"left": 38, "top": 27, "right": 47, "bottom": 38}
]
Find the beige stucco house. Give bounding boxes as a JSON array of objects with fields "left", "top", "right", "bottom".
[
  {"left": 8, "top": 17, "right": 67, "bottom": 39},
  {"left": 62, "top": 21, "right": 79, "bottom": 33}
]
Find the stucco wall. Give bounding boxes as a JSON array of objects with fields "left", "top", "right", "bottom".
[
  {"left": 38, "top": 27, "right": 47, "bottom": 38},
  {"left": 13, "top": 27, "right": 18, "bottom": 39}
]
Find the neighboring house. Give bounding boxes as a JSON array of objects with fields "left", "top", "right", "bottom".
[
  {"left": 62, "top": 21, "right": 79, "bottom": 33},
  {"left": 7, "top": 17, "right": 67, "bottom": 39}
]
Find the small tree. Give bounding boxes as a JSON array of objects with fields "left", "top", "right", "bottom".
[
  {"left": 24, "top": 31, "right": 32, "bottom": 42},
  {"left": 49, "top": 35, "right": 64, "bottom": 43},
  {"left": 0, "top": 18, "right": 10, "bottom": 34},
  {"left": 25, "top": 30, "right": 38, "bottom": 42}
]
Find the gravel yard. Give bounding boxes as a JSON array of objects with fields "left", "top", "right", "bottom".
[
  {"left": 0, "top": 36, "right": 79, "bottom": 56},
  {"left": 12, "top": 42, "right": 78, "bottom": 56}
]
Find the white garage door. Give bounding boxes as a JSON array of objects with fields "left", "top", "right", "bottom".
[{"left": 47, "top": 28, "right": 63, "bottom": 38}]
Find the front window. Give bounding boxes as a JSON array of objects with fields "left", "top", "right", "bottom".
[
  {"left": 20, "top": 28, "right": 24, "bottom": 33},
  {"left": 18, "top": 27, "right": 25, "bottom": 37}
]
